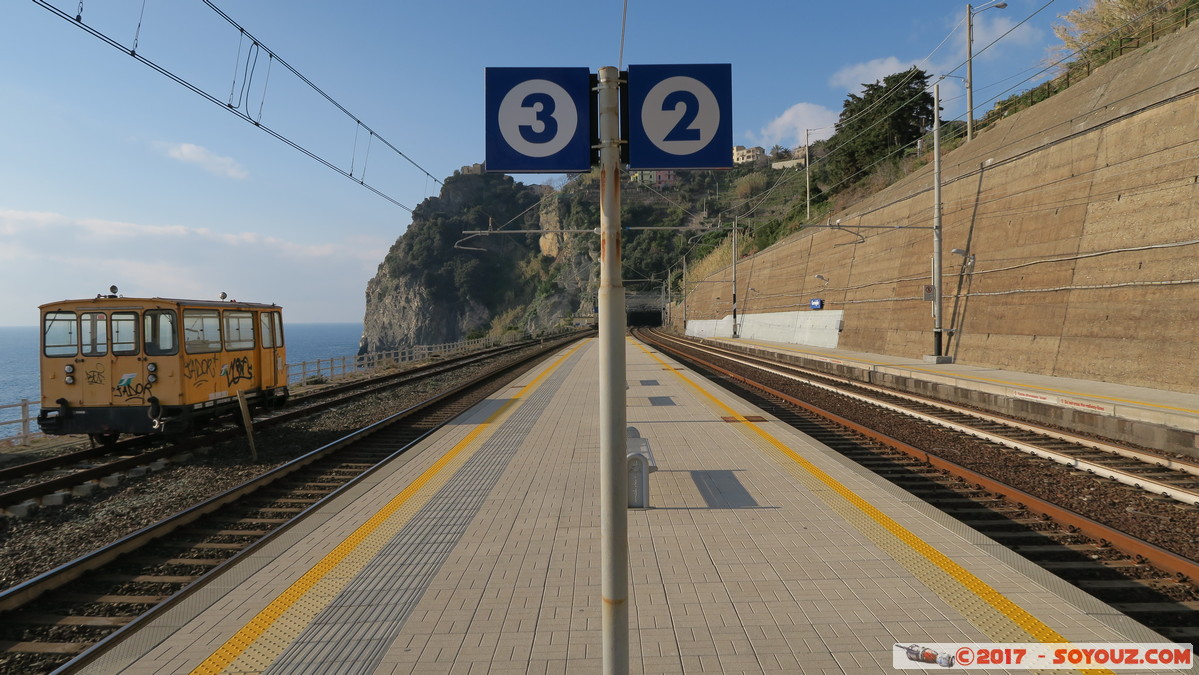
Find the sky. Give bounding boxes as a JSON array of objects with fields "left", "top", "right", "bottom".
[{"left": 0, "top": 0, "right": 1082, "bottom": 326}]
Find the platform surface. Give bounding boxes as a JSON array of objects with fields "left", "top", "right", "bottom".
[{"left": 89, "top": 337, "right": 1177, "bottom": 674}]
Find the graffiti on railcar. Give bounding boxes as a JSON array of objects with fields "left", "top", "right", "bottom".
[
  {"left": 184, "top": 355, "right": 220, "bottom": 387},
  {"left": 114, "top": 373, "right": 153, "bottom": 403},
  {"left": 86, "top": 363, "right": 106, "bottom": 385},
  {"left": 222, "top": 356, "right": 254, "bottom": 386}
]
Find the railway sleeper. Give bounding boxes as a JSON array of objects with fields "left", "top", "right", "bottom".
[
  {"left": 1159, "top": 628, "right": 1199, "bottom": 641},
  {"left": 185, "top": 528, "right": 272, "bottom": 537},
  {"left": 171, "top": 541, "right": 251, "bottom": 550},
  {"left": 1040, "top": 560, "right": 1150, "bottom": 570},
  {"left": 58, "top": 593, "right": 169, "bottom": 604},
  {"left": 17, "top": 615, "right": 131, "bottom": 628},
  {"left": 983, "top": 529, "right": 1078, "bottom": 540},
  {"left": 0, "top": 640, "right": 87, "bottom": 655},
  {"left": 241, "top": 505, "right": 305, "bottom": 514},
  {"left": 1112, "top": 602, "right": 1199, "bottom": 615},
  {"left": 1079, "top": 579, "right": 1189, "bottom": 590},
  {"left": 261, "top": 496, "right": 325, "bottom": 505},
  {"left": 93, "top": 574, "right": 197, "bottom": 585},
  {"left": 959, "top": 518, "right": 1056, "bottom": 531},
  {"left": 213, "top": 517, "right": 290, "bottom": 526}
]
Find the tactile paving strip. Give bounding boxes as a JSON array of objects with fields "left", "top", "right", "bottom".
[
  {"left": 196, "top": 344, "right": 586, "bottom": 674},
  {"left": 263, "top": 352, "right": 580, "bottom": 674},
  {"left": 634, "top": 342, "right": 1077, "bottom": 648}
]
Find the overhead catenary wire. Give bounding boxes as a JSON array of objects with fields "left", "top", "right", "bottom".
[
  {"left": 199, "top": 0, "right": 442, "bottom": 189},
  {"left": 31, "top": 0, "right": 440, "bottom": 213}
]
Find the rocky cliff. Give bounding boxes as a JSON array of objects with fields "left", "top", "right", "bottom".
[{"left": 359, "top": 172, "right": 601, "bottom": 354}]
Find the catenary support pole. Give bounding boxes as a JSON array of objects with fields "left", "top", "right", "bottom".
[
  {"left": 932, "top": 84, "right": 945, "bottom": 358},
  {"left": 682, "top": 255, "right": 688, "bottom": 333},
  {"left": 966, "top": 4, "right": 976, "bottom": 142},
  {"left": 731, "top": 217, "right": 738, "bottom": 338},
  {"left": 804, "top": 128, "right": 811, "bottom": 221},
  {"left": 596, "top": 65, "right": 629, "bottom": 675}
]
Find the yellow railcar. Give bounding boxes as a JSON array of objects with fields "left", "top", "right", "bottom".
[{"left": 38, "top": 291, "right": 288, "bottom": 444}]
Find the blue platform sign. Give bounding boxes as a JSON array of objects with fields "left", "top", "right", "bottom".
[
  {"left": 627, "top": 64, "right": 732, "bottom": 170},
  {"left": 485, "top": 67, "right": 591, "bottom": 173}
]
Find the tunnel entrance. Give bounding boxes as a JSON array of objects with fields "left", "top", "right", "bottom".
[{"left": 627, "top": 310, "right": 663, "bottom": 327}]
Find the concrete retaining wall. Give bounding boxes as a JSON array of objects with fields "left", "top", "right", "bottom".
[
  {"left": 687, "top": 310, "right": 845, "bottom": 347},
  {"left": 683, "top": 25, "right": 1199, "bottom": 395}
]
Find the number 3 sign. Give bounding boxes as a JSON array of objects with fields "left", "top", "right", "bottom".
[
  {"left": 485, "top": 67, "right": 591, "bottom": 173},
  {"left": 628, "top": 64, "right": 732, "bottom": 170}
]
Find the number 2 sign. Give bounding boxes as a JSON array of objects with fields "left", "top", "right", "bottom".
[
  {"left": 628, "top": 64, "right": 732, "bottom": 170},
  {"left": 485, "top": 67, "right": 591, "bottom": 173}
]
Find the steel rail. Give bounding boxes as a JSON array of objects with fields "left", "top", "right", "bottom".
[
  {"left": 655, "top": 332, "right": 1199, "bottom": 507},
  {"left": 0, "top": 340, "right": 540, "bottom": 508},
  {"left": 698, "top": 336, "right": 1199, "bottom": 478},
  {"left": 638, "top": 329, "right": 1199, "bottom": 582}
]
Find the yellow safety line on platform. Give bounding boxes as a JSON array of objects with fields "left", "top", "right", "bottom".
[
  {"left": 634, "top": 339, "right": 1113, "bottom": 675},
  {"left": 190, "top": 340, "right": 588, "bottom": 675},
  {"left": 730, "top": 338, "right": 1199, "bottom": 415}
]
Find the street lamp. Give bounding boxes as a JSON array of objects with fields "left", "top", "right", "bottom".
[{"left": 967, "top": 1, "right": 1007, "bottom": 142}]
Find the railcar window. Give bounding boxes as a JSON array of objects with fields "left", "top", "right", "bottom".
[
  {"left": 183, "top": 309, "right": 222, "bottom": 354},
  {"left": 112, "top": 312, "right": 139, "bottom": 355},
  {"left": 43, "top": 311, "right": 78, "bottom": 357},
  {"left": 259, "top": 311, "right": 275, "bottom": 349},
  {"left": 81, "top": 313, "right": 108, "bottom": 357},
  {"left": 144, "top": 310, "right": 179, "bottom": 356},
  {"left": 273, "top": 312, "right": 284, "bottom": 346},
  {"left": 223, "top": 310, "right": 255, "bottom": 351}
]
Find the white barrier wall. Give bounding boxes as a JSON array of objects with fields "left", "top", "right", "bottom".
[{"left": 686, "top": 310, "right": 844, "bottom": 348}]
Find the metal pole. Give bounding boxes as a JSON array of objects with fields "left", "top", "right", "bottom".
[
  {"left": 682, "top": 255, "right": 688, "bottom": 333},
  {"left": 731, "top": 217, "right": 738, "bottom": 338},
  {"left": 804, "top": 128, "right": 811, "bottom": 221},
  {"left": 596, "top": 65, "right": 628, "bottom": 675},
  {"left": 932, "top": 84, "right": 945, "bottom": 357},
  {"left": 966, "top": 3, "right": 975, "bottom": 142}
]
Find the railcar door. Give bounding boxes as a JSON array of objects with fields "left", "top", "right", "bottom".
[
  {"left": 221, "top": 310, "right": 257, "bottom": 397},
  {"left": 143, "top": 309, "right": 180, "bottom": 405},
  {"left": 108, "top": 311, "right": 150, "bottom": 408},
  {"left": 182, "top": 308, "right": 224, "bottom": 403},
  {"left": 77, "top": 311, "right": 115, "bottom": 406},
  {"left": 258, "top": 310, "right": 280, "bottom": 391}
]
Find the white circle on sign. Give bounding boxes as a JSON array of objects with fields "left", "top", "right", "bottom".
[
  {"left": 641, "top": 76, "right": 720, "bottom": 156},
  {"left": 498, "top": 79, "right": 578, "bottom": 158}
]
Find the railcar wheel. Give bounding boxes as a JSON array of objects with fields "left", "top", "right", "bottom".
[{"left": 89, "top": 432, "right": 120, "bottom": 447}]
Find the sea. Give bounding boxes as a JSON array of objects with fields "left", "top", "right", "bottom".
[{"left": 0, "top": 323, "right": 363, "bottom": 439}]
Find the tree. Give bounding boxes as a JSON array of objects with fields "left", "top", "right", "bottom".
[
  {"left": 1052, "top": 0, "right": 1177, "bottom": 57},
  {"left": 820, "top": 67, "right": 935, "bottom": 190}
]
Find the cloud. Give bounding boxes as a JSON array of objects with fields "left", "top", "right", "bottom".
[
  {"left": 750, "top": 102, "right": 840, "bottom": 149},
  {"left": 0, "top": 209, "right": 388, "bottom": 324},
  {"left": 157, "top": 142, "right": 249, "bottom": 179},
  {"left": 968, "top": 13, "right": 1043, "bottom": 60},
  {"left": 829, "top": 56, "right": 920, "bottom": 94}
]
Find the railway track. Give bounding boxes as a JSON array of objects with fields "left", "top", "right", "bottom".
[
  {"left": 0, "top": 334, "right": 582, "bottom": 674},
  {"left": 0, "top": 339, "right": 543, "bottom": 512},
  {"left": 637, "top": 328, "right": 1199, "bottom": 643}
]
